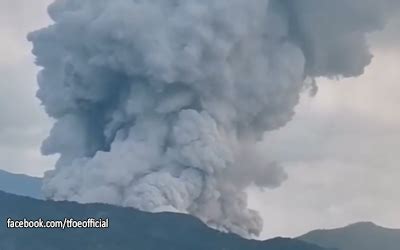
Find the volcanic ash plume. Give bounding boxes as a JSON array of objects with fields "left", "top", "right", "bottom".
[{"left": 29, "top": 0, "right": 395, "bottom": 236}]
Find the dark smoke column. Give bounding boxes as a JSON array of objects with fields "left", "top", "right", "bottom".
[{"left": 29, "top": 0, "right": 393, "bottom": 237}]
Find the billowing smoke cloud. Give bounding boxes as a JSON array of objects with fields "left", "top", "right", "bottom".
[{"left": 28, "top": 0, "right": 396, "bottom": 237}]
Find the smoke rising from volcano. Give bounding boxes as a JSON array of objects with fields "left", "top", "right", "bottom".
[{"left": 29, "top": 0, "right": 396, "bottom": 236}]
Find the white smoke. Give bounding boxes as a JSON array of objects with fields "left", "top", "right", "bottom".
[{"left": 28, "top": 0, "right": 397, "bottom": 237}]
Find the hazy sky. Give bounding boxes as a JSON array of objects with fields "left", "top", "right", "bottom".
[
  {"left": 1, "top": 0, "right": 399, "bottom": 239},
  {"left": 0, "top": 0, "right": 56, "bottom": 177}
]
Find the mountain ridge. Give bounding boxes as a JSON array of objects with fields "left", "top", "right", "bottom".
[
  {"left": 2, "top": 169, "right": 399, "bottom": 250},
  {"left": 298, "top": 221, "right": 400, "bottom": 250},
  {"left": 0, "top": 190, "right": 331, "bottom": 250},
  {"left": 0, "top": 169, "right": 42, "bottom": 199}
]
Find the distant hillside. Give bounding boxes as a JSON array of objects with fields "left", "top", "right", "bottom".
[
  {"left": 0, "top": 170, "right": 42, "bottom": 199},
  {"left": 0, "top": 191, "right": 331, "bottom": 250},
  {"left": 298, "top": 222, "right": 400, "bottom": 250}
]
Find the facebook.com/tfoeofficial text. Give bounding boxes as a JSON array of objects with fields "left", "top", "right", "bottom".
[{"left": 6, "top": 218, "right": 109, "bottom": 230}]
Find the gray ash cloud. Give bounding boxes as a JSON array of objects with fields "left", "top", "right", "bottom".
[{"left": 28, "top": 0, "right": 396, "bottom": 237}]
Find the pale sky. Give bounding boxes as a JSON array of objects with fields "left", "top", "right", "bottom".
[
  {"left": 249, "top": 44, "right": 400, "bottom": 238},
  {"left": 0, "top": 0, "right": 56, "bottom": 177},
  {"left": 1, "top": 0, "right": 399, "bottom": 239}
]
